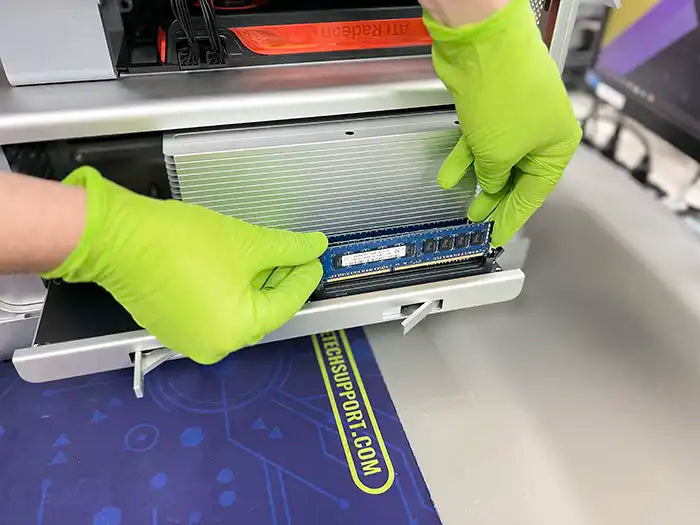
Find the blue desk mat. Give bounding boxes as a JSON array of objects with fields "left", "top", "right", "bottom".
[{"left": 0, "top": 328, "right": 442, "bottom": 525}]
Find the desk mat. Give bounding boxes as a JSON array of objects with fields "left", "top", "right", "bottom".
[{"left": 0, "top": 328, "right": 441, "bottom": 525}]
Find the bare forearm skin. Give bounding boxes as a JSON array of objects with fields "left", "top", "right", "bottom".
[
  {"left": 0, "top": 172, "right": 85, "bottom": 274},
  {"left": 419, "top": 0, "right": 510, "bottom": 26}
]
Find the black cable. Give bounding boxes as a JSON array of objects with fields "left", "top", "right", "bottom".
[
  {"left": 587, "top": 114, "right": 651, "bottom": 163},
  {"left": 678, "top": 206, "right": 700, "bottom": 218},
  {"left": 177, "top": 0, "right": 196, "bottom": 42},
  {"left": 583, "top": 112, "right": 665, "bottom": 196},
  {"left": 600, "top": 118, "right": 621, "bottom": 160},
  {"left": 170, "top": 0, "right": 199, "bottom": 65},
  {"left": 199, "top": 0, "right": 225, "bottom": 58},
  {"left": 673, "top": 168, "right": 700, "bottom": 216},
  {"left": 201, "top": 0, "right": 220, "bottom": 48},
  {"left": 613, "top": 116, "right": 650, "bottom": 153}
]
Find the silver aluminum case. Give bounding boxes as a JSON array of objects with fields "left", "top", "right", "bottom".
[{"left": 0, "top": 0, "right": 122, "bottom": 86}]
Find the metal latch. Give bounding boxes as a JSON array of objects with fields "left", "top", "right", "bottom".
[
  {"left": 130, "top": 297, "right": 443, "bottom": 396},
  {"left": 133, "top": 348, "right": 177, "bottom": 398},
  {"left": 400, "top": 299, "right": 442, "bottom": 334}
]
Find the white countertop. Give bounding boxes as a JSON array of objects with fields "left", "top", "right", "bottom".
[{"left": 368, "top": 145, "right": 700, "bottom": 524}]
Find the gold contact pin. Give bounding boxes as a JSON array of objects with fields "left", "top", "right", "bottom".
[
  {"left": 394, "top": 253, "right": 484, "bottom": 271},
  {"left": 325, "top": 252, "right": 486, "bottom": 282},
  {"left": 326, "top": 268, "right": 392, "bottom": 283}
]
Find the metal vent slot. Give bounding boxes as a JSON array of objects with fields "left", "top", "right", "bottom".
[
  {"left": 530, "top": 0, "right": 546, "bottom": 23},
  {"left": 165, "top": 112, "right": 476, "bottom": 236}
]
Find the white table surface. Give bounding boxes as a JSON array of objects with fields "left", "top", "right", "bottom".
[{"left": 367, "top": 145, "right": 700, "bottom": 524}]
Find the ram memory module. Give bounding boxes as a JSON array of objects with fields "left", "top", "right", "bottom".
[{"left": 314, "top": 220, "right": 500, "bottom": 299}]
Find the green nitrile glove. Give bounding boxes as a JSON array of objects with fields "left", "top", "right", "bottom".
[
  {"left": 43, "top": 166, "right": 327, "bottom": 364},
  {"left": 424, "top": 0, "right": 582, "bottom": 246}
]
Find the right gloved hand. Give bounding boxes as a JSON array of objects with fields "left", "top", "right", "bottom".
[
  {"left": 424, "top": 0, "right": 582, "bottom": 246},
  {"left": 43, "top": 166, "right": 327, "bottom": 364}
]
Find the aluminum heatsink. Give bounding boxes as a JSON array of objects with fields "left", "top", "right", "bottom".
[{"left": 164, "top": 111, "right": 476, "bottom": 236}]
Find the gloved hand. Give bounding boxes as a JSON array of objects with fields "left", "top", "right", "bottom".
[
  {"left": 43, "top": 166, "right": 327, "bottom": 364},
  {"left": 424, "top": 0, "right": 582, "bottom": 246}
]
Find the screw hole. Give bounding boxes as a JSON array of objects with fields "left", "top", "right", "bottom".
[
  {"left": 454, "top": 120, "right": 459, "bottom": 125},
  {"left": 345, "top": 131, "right": 355, "bottom": 136}
]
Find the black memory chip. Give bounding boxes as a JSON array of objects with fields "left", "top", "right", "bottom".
[
  {"left": 454, "top": 234, "right": 469, "bottom": 248},
  {"left": 470, "top": 231, "right": 486, "bottom": 245},
  {"left": 422, "top": 238, "right": 437, "bottom": 253},
  {"left": 438, "top": 237, "right": 454, "bottom": 251}
]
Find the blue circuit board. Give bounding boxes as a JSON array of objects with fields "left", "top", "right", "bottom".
[{"left": 320, "top": 220, "right": 492, "bottom": 283}]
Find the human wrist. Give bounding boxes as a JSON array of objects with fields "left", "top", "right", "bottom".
[
  {"left": 0, "top": 172, "right": 87, "bottom": 274},
  {"left": 41, "top": 166, "right": 142, "bottom": 284},
  {"left": 423, "top": 0, "right": 537, "bottom": 44},
  {"left": 419, "top": 0, "right": 510, "bottom": 27}
]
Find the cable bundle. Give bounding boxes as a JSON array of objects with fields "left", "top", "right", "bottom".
[
  {"left": 170, "top": 0, "right": 200, "bottom": 66},
  {"left": 199, "top": 0, "right": 227, "bottom": 64}
]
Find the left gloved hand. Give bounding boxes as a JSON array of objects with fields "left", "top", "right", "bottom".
[
  {"left": 423, "top": 0, "right": 582, "bottom": 246},
  {"left": 43, "top": 166, "right": 327, "bottom": 364}
]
